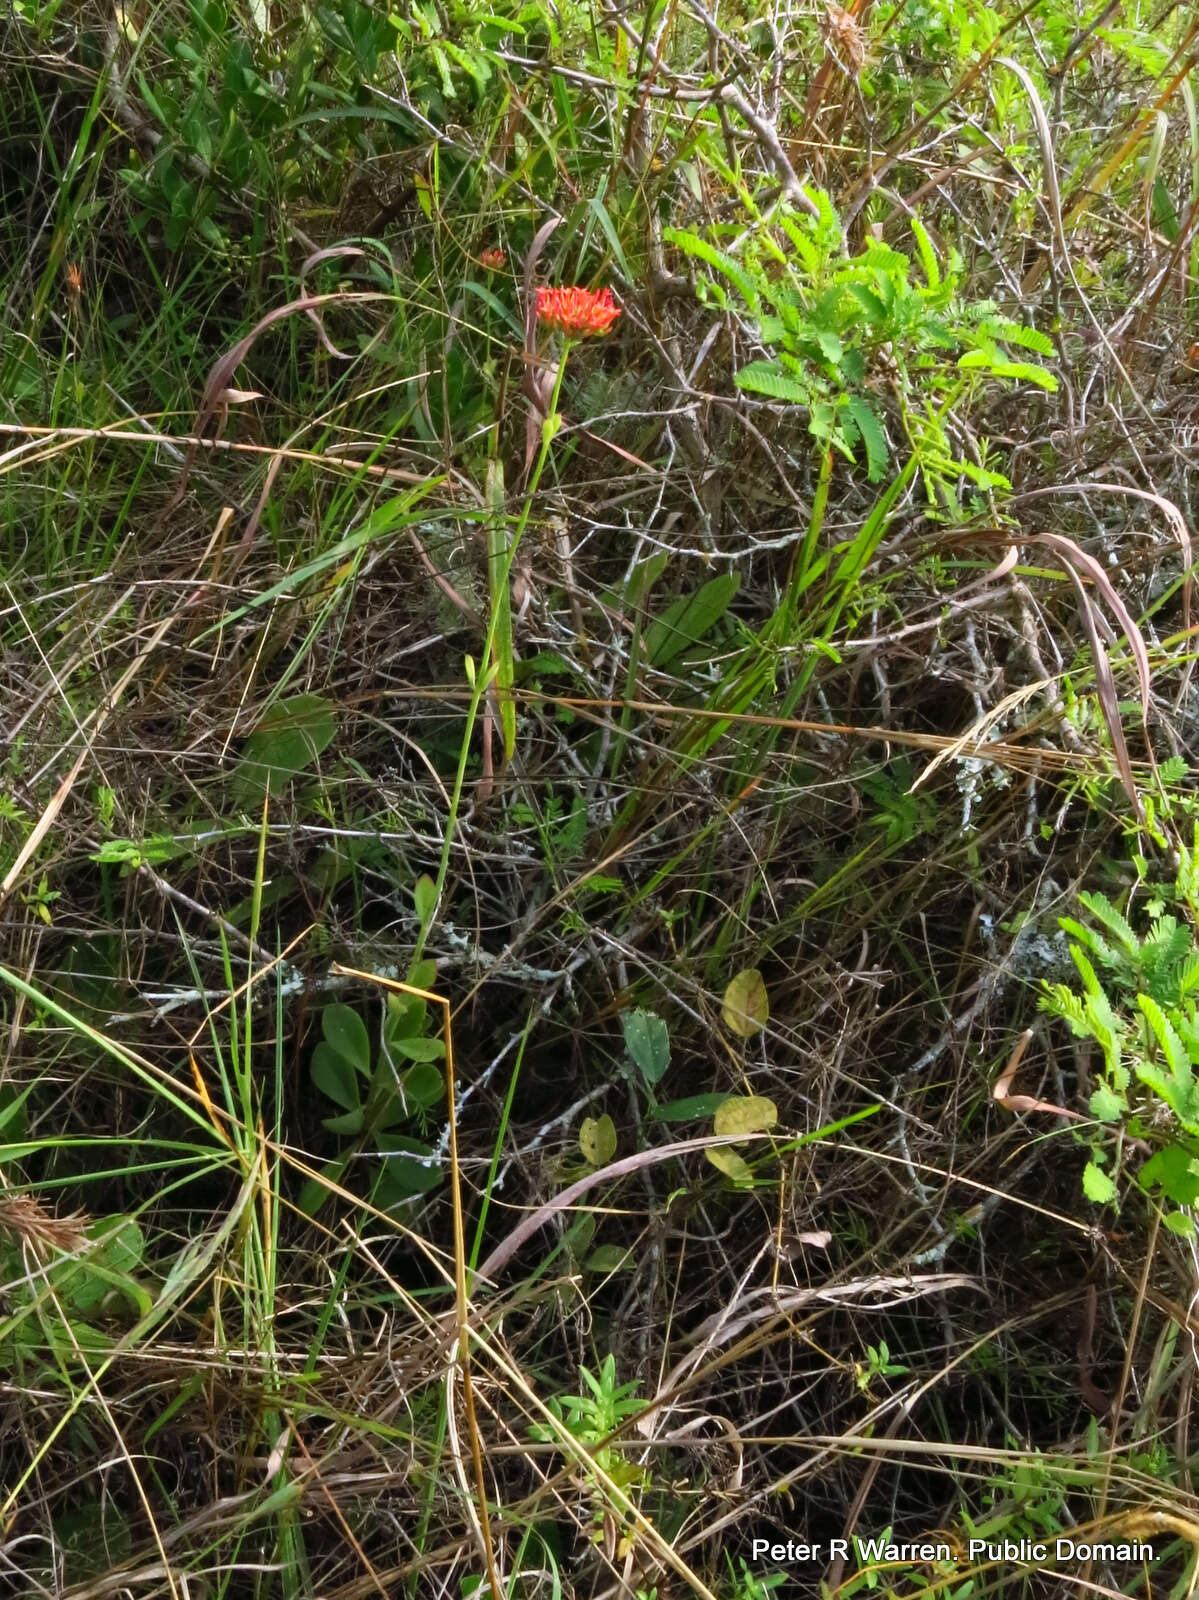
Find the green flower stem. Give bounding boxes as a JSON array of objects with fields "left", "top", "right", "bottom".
[{"left": 413, "top": 339, "right": 574, "bottom": 965}]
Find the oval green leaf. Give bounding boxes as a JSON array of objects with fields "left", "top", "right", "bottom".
[
  {"left": 413, "top": 875, "right": 438, "bottom": 927},
  {"left": 58, "top": 1217, "right": 146, "bottom": 1314},
  {"left": 407, "top": 958, "right": 438, "bottom": 992},
  {"left": 378, "top": 1135, "right": 442, "bottom": 1197},
  {"left": 310, "top": 1041, "right": 361, "bottom": 1110},
  {"left": 390, "top": 1033, "right": 445, "bottom": 1063},
  {"left": 585, "top": 1244, "right": 634, "bottom": 1273},
  {"left": 400, "top": 1061, "right": 444, "bottom": 1111},
  {"left": 621, "top": 1009, "right": 670, "bottom": 1088},
  {"left": 231, "top": 693, "right": 337, "bottom": 804},
  {"left": 322, "top": 1005, "right": 372, "bottom": 1075},
  {"left": 322, "top": 1106, "right": 366, "bottom": 1135}
]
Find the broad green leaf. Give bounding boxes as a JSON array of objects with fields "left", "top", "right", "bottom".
[
  {"left": 231, "top": 693, "right": 337, "bottom": 805},
  {"left": 310, "top": 1042, "right": 361, "bottom": 1110},
  {"left": 378, "top": 1135, "right": 442, "bottom": 1197},
  {"left": 514, "top": 649, "right": 580, "bottom": 683},
  {"left": 1082, "top": 1161, "right": 1116, "bottom": 1203},
  {"left": 623, "top": 549, "right": 669, "bottom": 605},
  {"left": 579, "top": 1113, "right": 617, "bottom": 1167},
  {"left": 0, "top": 1142, "right": 47, "bottom": 1165},
  {"left": 376, "top": 1096, "right": 410, "bottom": 1130},
  {"left": 400, "top": 1061, "right": 444, "bottom": 1111},
  {"left": 62, "top": 1319, "right": 114, "bottom": 1353},
  {"left": 1140, "top": 1146, "right": 1199, "bottom": 1205},
  {"left": 1089, "top": 1084, "right": 1125, "bottom": 1123},
  {"left": 706, "top": 1146, "right": 754, "bottom": 1186},
  {"left": 585, "top": 1244, "right": 633, "bottom": 1273},
  {"left": 644, "top": 574, "right": 741, "bottom": 669},
  {"left": 621, "top": 1009, "right": 671, "bottom": 1088},
  {"left": 58, "top": 1217, "right": 146, "bottom": 1316},
  {"left": 86, "top": 1215, "right": 144, "bottom": 1273},
  {"left": 322, "top": 1005, "right": 372, "bottom": 1075},
  {"left": 1164, "top": 1210, "right": 1196, "bottom": 1237},
  {"left": 721, "top": 968, "right": 769, "bottom": 1037},
  {"left": 713, "top": 1095, "right": 778, "bottom": 1137}
]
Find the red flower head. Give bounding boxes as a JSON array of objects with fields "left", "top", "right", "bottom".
[
  {"left": 536, "top": 285, "right": 621, "bottom": 337},
  {"left": 479, "top": 247, "right": 506, "bottom": 271}
]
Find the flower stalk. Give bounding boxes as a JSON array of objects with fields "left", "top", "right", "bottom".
[{"left": 416, "top": 278, "right": 620, "bottom": 958}]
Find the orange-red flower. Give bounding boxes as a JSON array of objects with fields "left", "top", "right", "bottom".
[
  {"left": 480, "top": 247, "right": 506, "bottom": 270},
  {"left": 536, "top": 285, "right": 621, "bottom": 337}
]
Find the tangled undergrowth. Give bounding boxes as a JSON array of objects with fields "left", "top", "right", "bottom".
[{"left": 3, "top": 0, "right": 1199, "bottom": 1596}]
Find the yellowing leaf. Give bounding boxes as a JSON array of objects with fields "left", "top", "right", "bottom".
[
  {"left": 713, "top": 1095, "right": 778, "bottom": 1138},
  {"left": 579, "top": 1114, "right": 617, "bottom": 1167},
  {"left": 706, "top": 1146, "right": 754, "bottom": 1186},
  {"left": 722, "top": 968, "right": 769, "bottom": 1037}
]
